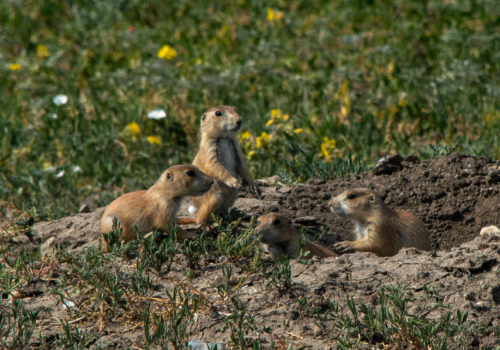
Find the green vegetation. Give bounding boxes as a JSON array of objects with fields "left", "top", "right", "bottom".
[{"left": 1, "top": 0, "right": 499, "bottom": 219}]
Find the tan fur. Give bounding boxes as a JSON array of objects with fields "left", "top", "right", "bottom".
[
  {"left": 101, "top": 165, "right": 214, "bottom": 251},
  {"left": 177, "top": 106, "right": 261, "bottom": 225},
  {"left": 255, "top": 213, "right": 339, "bottom": 260},
  {"left": 330, "top": 188, "right": 431, "bottom": 257}
]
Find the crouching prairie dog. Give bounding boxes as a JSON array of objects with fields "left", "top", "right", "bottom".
[
  {"left": 255, "top": 213, "right": 339, "bottom": 260},
  {"left": 177, "top": 106, "right": 261, "bottom": 225},
  {"left": 330, "top": 188, "right": 431, "bottom": 257},
  {"left": 101, "top": 165, "right": 214, "bottom": 250}
]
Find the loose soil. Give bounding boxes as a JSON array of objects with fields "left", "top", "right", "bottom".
[{"left": 3, "top": 153, "right": 500, "bottom": 349}]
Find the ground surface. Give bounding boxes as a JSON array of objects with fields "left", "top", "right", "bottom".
[{"left": 4, "top": 153, "right": 500, "bottom": 349}]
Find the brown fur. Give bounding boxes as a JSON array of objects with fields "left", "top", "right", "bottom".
[
  {"left": 101, "top": 165, "right": 214, "bottom": 251},
  {"left": 255, "top": 213, "right": 339, "bottom": 260},
  {"left": 177, "top": 106, "right": 261, "bottom": 225},
  {"left": 330, "top": 188, "right": 431, "bottom": 257}
]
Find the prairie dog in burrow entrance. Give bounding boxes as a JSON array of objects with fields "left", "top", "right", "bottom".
[
  {"left": 255, "top": 213, "right": 339, "bottom": 260},
  {"left": 177, "top": 106, "right": 261, "bottom": 225},
  {"left": 330, "top": 188, "right": 431, "bottom": 257},
  {"left": 101, "top": 165, "right": 214, "bottom": 251}
]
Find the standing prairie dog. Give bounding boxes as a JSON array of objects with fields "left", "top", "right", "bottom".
[
  {"left": 101, "top": 165, "right": 214, "bottom": 250},
  {"left": 255, "top": 213, "right": 339, "bottom": 260},
  {"left": 330, "top": 188, "right": 431, "bottom": 257},
  {"left": 177, "top": 106, "right": 261, "bottom": 225}
]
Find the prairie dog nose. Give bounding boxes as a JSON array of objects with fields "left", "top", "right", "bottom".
[{"left": 236, "top": 119, "right": 242, "bottom": 126}]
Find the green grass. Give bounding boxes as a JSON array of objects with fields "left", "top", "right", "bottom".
[{"left": 1, "top": 0, "right": 500, "bottom": 218}]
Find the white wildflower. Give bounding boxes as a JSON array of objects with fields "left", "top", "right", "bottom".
[
  {"left": 53, "top": 94, "right": 68, "bottom": 106},
  {"left": 72, "top": 165, "right": 82, "bottom": 173},
  {"left": 56, "top": 170, "right": 65, "bottom": 178},
  {"left": 147, "top": 109, "right": 166, "bottom": 120}
]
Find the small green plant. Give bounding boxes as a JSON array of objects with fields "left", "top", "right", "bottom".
[
  {"left": 216, "top": 216, "right": 261, "bottom": 263},
  {"left": 49, "top": 245, "right": 128, "bottom": 321},
  {"left": 217, "top": 266, "right": 259, "bottom": 350},
  {"left": 137, "top": 228, "right": 179, "bottom": 277},
  {"left": 315, "top": 283, "right": 484, "bottom": 349},
  {"left": 40, "top": 319, "right": 101, "bottom": 350},
  {"left": 180, "top": 234, "right": 215, "bottom": 269},
  {"left": 129, "top": 258, "right": 159, "bottom": 297},
  {"left": 101, "top": 218, "right": 124, "bottom": 254},
  {"left": 0, "top": 299, "right": 39, "bottom": 350},
  {"left": 430, "top": 142, "right": 459, "bottom": 157},
  {"left": 262, "top": 254, "right": 292, "bottom": 292},
  {"left": 297, "top": 296, "right": 311, "bottom": 318},
  {"left": 143, "top": 287, "right": 199, "bottom": 350}
]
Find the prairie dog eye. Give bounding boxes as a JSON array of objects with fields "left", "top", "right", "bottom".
[
  {"left": 215, "top": 111, "right": 222, "bottom": 117},
  {"left": 347, "top": 194, "right": 357, "bottom": 200},
  {"left": 272, "top": 219, "right": 281, "bottom": 225},
  {"left": 186, "top": 171, "right": 196, "bottom": 177}
]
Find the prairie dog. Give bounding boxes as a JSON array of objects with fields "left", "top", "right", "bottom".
[
  {"left": 255, "top": 213, "right": 339, "bottom": 260},
  {"left": 101, "top": 165, "right": 214, "bottom": 250},
  {"left": 177, "top": 106, "right": 261, "bottom": 225},
  {"left": 330, "top": 188, "right": 431, "bottom": 257}
]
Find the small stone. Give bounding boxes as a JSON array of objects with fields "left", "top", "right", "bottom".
[
  {"left": 480, "top": 226, "right": 500, "bottom": 236},
  {"left": 314, "top": 325, "right": 323, "bottom": 336},
  {"left": 187, "top": 340, "right": 226, "bottom": 350},
  {"left": 79, "top": 204, "right": 90, "bottom": 213},
  {"left": 464, "top": 292, "right": 475, "bottom": 301},
  {"left": 41, "top": 236, "right": 56, "bottom": 251}
]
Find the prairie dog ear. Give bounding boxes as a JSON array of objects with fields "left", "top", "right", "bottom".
[
  {"left": 166, "top": 171, "right": 173, "bottom": 181},
  {"left": 369, "top": 194, "right": 375, "bottom": 202},
  {"left": 201, "top": 113, "right": 206, "bottom": 122}
]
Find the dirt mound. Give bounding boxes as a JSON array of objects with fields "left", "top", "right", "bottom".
[
  {"left": 4, "top": 153, "right": 500, "bottom": 349},
  {"left": 242, "top": 152, "right": 500, "bottom": 251}
]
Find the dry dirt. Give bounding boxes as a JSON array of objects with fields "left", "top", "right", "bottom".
[{"left": 4, "top": 153, "right": 500, "bottom": 349}]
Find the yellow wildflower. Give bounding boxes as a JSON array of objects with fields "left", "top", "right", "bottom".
[
  {"left": 281, "top": 114, "right": 289, "bottom": 121},
  {"left": 36, "top": 45, "right": 50, "bottom": 58},
  {"left": 266, "top": 119, "right": 274, "bottom": 126},
  {"left": 256, "top": 132, "right": 271, "bottom": 149},
  {"left": 125, "top": 122, "right": 141, "bottom": 137},
  {"left": 241, "top": 131, "right": 252, "bottom": 139},
  {"left": 147, "top": 136, "right": 161, "bottom": 145},
  {"left": 276, "top": 12, "right": 284, "bottom": 21},
  {"left": 271, "top": 109, "right": 281, "bottom": 118},
  {"left": 267, "top": 8, "right": 275, "bottom": 21},
  {"left": 10, "top": 63, "right": 21, "bottom": 71},
  {"left": 248, "top": 150, "right": 256, "bottom": 158},
  {"left": 294, "top": 128, "right": 303, "bottom": 134},
  {"left": 158, "top": 45, "right": 177, "bottom": 60},
  {"left": 320, "top": 137, "right": 336, "bottom": 158}
]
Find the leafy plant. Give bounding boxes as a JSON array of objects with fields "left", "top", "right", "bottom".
[
  {"left": 262, "top": 254, "right": 292, "bottom": 292},
  {"left": 0, "top": 300, "right": 39, "bottom": 350},
  {"left": 315, "top": 283, "right": 484, "bottom": 349},
  {"left": 216, "top": 216, "right": 261, "bottom": 263},
  {"left": 143, "top": 287, "right": 199, "bottom": 350}
]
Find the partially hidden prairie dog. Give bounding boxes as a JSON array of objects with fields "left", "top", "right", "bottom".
[
  {"left": 330, "top": 188, "right": 431, "bottom": 257},
  {"left": 177, "top": 106, "right": 261, "bottom": 225},
  {"left": 255, "top": 213, "right": 339, "bottom": 260},
  {"left": 101, "top": 165, "right": 214, "bottom": 250}
]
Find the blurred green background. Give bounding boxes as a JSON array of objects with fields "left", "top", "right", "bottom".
[{"left": 1, "top": 0, "right": 499, "bottom": 219}]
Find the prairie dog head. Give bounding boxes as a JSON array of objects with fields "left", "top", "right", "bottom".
[
  {"left": 330, "top": 188, "right": 383, "bottom": 222},
  {"left": 255, "top": 213, "right": 297, "bottom": 245},
  {"left": 157, "top": 165, "right": 214, "bottom": 197},
  {"left": 200, "top": 106, "right": 243, "bottom": 138}
]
